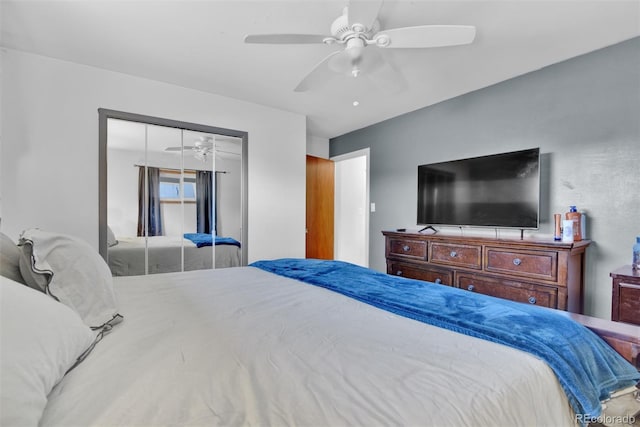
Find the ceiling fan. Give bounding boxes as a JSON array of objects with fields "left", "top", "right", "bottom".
[
  {"left": 165, "top": 137, "right": 215, "bottom": 162},
  {"left": 244, "top": 0, "right": 476, "bottom": 92},
  {"left": 165, "top": 136, "right": 242, "bottom": 162}
]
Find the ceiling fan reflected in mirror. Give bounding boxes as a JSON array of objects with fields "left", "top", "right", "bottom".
[
  {"left": 165, "top": 136, "right": 242, "bottom": 162},
  {"left": 244, "top": 0, "right": 476, "bottom": 92},
  {"left": 165, "top": 136, "right": 215, "bottom": 162}
]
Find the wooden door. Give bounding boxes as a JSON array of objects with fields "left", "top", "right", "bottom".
[{"left": 306, "top": 155, "right": 334, "bottom": 259}]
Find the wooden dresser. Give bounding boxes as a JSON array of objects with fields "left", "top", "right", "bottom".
[
  {"left": 610, "top": 265, "right": 640, "bottom": 326},
  {"left": 383, "top": 230, "right": 591, "bottom": 313}
]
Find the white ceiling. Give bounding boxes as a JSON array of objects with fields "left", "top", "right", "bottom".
[{"left": 2, "top": 0, "right": 639, "bottom": 139}]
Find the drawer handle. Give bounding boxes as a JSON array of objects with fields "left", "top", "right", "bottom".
[
  {"left": 434, "top": 278, "right": 442, "bottom": 284},
  {"left": 450, "top": 251, "right": 457, "bottom": 258},
  {"left": 402, "top": 245, "right": 411, "bottom": 252},
  {"left": 528, "top": 296, "right": 537, "bottom": 305},
  {"left": 396, "top": 270, "right": 403, "bottom": 276},
  {"left": 513, "top": 258, "right": 522, "bottom": 266},
  {"left": 467, "top": 284, "right": 475, "bottom": 292}
]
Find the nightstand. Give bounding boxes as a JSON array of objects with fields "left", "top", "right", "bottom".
[{"left": 610, "top": 265, "right": 640, "bottom": 326}]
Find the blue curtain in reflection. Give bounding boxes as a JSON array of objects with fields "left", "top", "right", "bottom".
[
  {"left": 137, "top": 166, "right": 164, "bottom": 237},
  {"left": 196, "top": 170, "right": 215, "bottom": 235}
]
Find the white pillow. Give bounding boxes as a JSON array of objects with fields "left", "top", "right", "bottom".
[
  {"left": 18, "top": 229, "right": 122, "bottom": 329},
  {"left": 0, "top": 275, "right": 96, "bottom": 427},
  {"left": 107, "top": 226, "right": 118, "bottom": 247},
  {"left": 0, "top": 232, "right": 25, "bottom": 284}
]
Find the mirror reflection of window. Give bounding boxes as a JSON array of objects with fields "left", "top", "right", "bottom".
[{"left": 159, "top": 169, "right": 197, "bottom": 203}]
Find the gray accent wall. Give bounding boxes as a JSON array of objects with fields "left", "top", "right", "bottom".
[{"left": 330, "top": 37, "right": 640, "bottom": 319}]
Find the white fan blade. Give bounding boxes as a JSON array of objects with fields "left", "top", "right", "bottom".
[
  {"left": 365, "top": 59, "right": 407, "bottom": 94},
  {"left": 347, "top": 0, "right": 383, "bottom": 30},
  {"left": 244, "top": 34, "right": 328, "bottom": 44},
  {"left": 376, "top": 25, "right": 476, "bottom": 48},
  {"left": 294, "top": 51, "right": 343, "bottom": 92},
  {"left": 164, "top": 146, "right": 195, "bottom": 152}
]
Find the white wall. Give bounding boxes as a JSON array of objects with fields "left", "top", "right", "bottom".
[
  {"left": 107, "top": 148, "right": 144, "bottom": 237},
  {"left": 306, "top": 134, "right": 329, "bottom": 159},
  {"left": 1, "top": 49, "right": 306, "bottom": 262},
  {"left": 215, "top": 156, "right": 242, "bottom": 240}
]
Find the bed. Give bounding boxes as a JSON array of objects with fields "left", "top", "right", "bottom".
[
  {"left": 1, "top": 229, "right": 639, "bottom": 427},
  {"left": 107, "top": 234, "right": 241, "bottom": 275}
]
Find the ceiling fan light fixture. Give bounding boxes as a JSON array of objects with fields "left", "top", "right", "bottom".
[
  {"left": 346, "top": 37, "right": 366, "bottom": 53},
  {"left": 194, "top": 152, "right": 206, "bottom": 162},
  {"left": 193, "top": 147, "right": 214, "bottom": 162}
]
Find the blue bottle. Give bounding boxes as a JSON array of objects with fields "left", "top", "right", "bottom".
[{"left": 633, "top": 236, "right": 640, "bottom": 270}]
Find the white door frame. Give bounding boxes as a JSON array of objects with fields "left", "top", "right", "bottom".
[{"left": 331, "top": 148, "right": 370, "bottom": 267}]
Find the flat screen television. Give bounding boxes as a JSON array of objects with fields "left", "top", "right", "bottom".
[{"left": 417, "top": 148, "right": 540, "bottom": 229}]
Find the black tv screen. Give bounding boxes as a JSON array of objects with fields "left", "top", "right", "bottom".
[{"left": 417, "top": 148, "right": 540, "bottom": 229}]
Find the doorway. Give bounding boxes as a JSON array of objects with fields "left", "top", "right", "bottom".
[
  {"left": 332, "top": 148, "right": 370, "bottom": 267},
  {"left": 306, "top": 155, "right": 335, "bottom": 259}
]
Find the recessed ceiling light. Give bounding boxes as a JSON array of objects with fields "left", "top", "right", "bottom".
[{"left": 352, "top": 101, "right": 360, "bottom": 107}]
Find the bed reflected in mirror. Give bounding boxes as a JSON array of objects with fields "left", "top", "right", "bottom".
[{"left": 99, "top": 110, "right": 247, "bottom": 276}]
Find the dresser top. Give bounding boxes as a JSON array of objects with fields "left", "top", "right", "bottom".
[
  {"left": 610, "top": 265, "right": 640, "bottom": 279},
  {"left": 382, "top": 230, "right": 591, "bottom": 250}
]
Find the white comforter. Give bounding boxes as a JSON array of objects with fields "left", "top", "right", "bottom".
[
  {"left": 107, "top": 236, "right": 240, "bottom": 276},
  {"left": 41, "top": 267, "right": 577, "bottom": 426}
]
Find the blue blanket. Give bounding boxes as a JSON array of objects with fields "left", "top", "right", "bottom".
[
  {"left": 183, "top": 233, "right": 241, "bottom": 248},
  {"left": 250, "top": 258, "right": 640, "bottom": 422}
]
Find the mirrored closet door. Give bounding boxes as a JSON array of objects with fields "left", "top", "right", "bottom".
[{"left": 98, "top": 109, "right": 248, "bottom": 276}]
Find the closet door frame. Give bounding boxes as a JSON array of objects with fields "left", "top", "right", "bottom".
[{"left": 98, "top": 108, "right": 248, "bottom": 266}]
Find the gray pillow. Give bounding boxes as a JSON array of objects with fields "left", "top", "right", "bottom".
[{"left": 0, "top": 232, "right": 26, "bottom": 284}]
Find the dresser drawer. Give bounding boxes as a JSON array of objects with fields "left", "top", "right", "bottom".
[
  {"left": 388, "top": 261, "right": 452, "bottom": 286},
  {"left": 383, "top": 231, "right": 590, "bottom": 314},
  {"left": 388, "top": 238, "right": 428, "bottom": 260},
  {"left": 485, "top": 247, "right": 558, "bottom": 282},
  {"left": 430, "top": 242, "right": 482, "bottom": 269},
  {"left": 618, "top": 282, "right": 640, "bottom": 325},
  {"left": 457, "top": 274, "right": 558, "bottom": 308}
]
